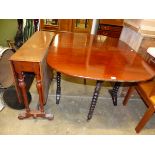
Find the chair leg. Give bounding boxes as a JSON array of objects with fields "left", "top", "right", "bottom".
[
  {"left": 135, "top": 106, "right": 155, "bottom": 133},
  {"left": 123, "top": 86, "right": 135, "bottom": 106}
]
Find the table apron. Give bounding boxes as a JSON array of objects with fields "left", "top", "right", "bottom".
[{"left": 11, "top": 61, "right": 40, "bottom": 74}]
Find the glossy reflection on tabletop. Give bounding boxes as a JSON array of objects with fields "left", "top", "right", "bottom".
[{"left": 47, "top": 32, "right": 155, "bottom": 82}]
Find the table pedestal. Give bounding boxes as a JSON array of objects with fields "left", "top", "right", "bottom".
[{"left": 18, "top": 110, "right": 54, "bottom": 120}]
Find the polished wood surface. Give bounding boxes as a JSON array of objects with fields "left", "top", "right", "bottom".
[
  {"left": 47, "top": 32, "right": 155, "bottom": 82},
  {"left": 10, "top": 31, "right": 55, "bottom": 62}
]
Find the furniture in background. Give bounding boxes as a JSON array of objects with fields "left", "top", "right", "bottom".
[
  {"left": 97, "top": 19, "right": 123, "bottom": 38},
  {"left": 9, "top": 31, "right": 55, "bottom": 120},
  {"left": 47, "top": 32, "right": 155, "bottom": 121},
  {"left": 40, "top": 19, "right": 92, "bottom": 33},
  {"left": 8, "top": 19, "right": 39, "bottom": 51},
  {"left": 123, "top": 47, "right": 155, "bottom": 133},
  {"left": 40, "top": 19, "right": 124, "bottom": 37}
]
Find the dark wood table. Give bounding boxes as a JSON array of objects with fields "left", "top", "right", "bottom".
[{"left": 47, "top": 32, "right": 155, "bottom": 120}]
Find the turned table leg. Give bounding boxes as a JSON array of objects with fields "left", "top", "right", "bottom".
[
  {"left": 36, "top": 73, "right": 44, "bottom": 113},
  {"left": 17, "top": 71, "right": 54, "bottom": 120},
  {"left": 56, "top": 72, "right": 61, "bottom": 104},
  {"left": 17, "top": 72, "right": 30, "bottom": 119},
  {"left": 87, "top": 80, "right": 103, "bottom": 121}
]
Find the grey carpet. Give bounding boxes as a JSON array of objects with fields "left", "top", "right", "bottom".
[{"left": 0, "top": 74, "right": 155, "bottom": 134}]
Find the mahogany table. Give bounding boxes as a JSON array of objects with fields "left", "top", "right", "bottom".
[
  {"left": 10, "top": 31, "right": 55, "bottom": 120},
  {"left": 47, "top": 32, "right": 155, "bottom": 120}
]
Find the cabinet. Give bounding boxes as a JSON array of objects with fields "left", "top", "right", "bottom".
[
  {"left": 71, "top": 19, "right": 92, "bottom": 33},
  {"left": 40, "top": 19, "right": 59, "bottom": 31},
  {"left": 40, "top": 19, "right": 92, "bottom": 33},
  {"left": 97, "top": 19, "right": 124, "bottom": 38}
]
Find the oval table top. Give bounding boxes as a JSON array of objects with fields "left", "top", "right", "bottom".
[{"left": 47, "top": 32, "right": 155, "bottom": 82}]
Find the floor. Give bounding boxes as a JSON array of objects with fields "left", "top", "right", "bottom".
[{"left": 0, "top": 74, "right": 155, "bottom": 135}]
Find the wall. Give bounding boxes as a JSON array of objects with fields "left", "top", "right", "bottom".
[
  {"left": 123, "top": 19, "right": 142, "bottom": 30},
  {"left": 0, "top": 19, "right": 17, "bottom": 46}
]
